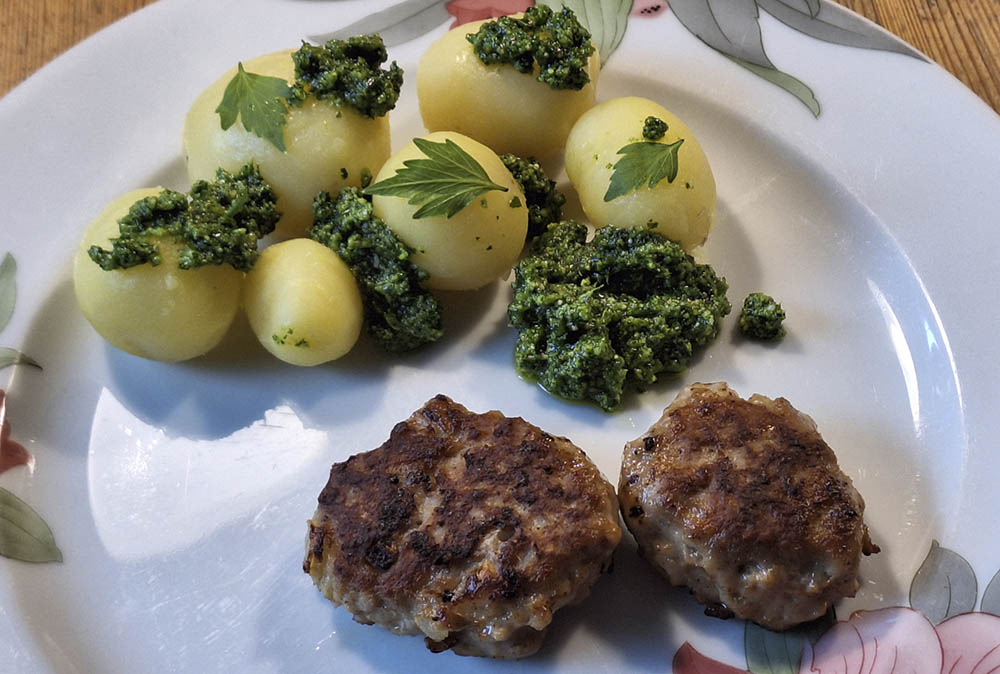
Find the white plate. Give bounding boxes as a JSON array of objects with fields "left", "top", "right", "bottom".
[{"left": 2, "top": 1, "right": 999, "bottom": 672}]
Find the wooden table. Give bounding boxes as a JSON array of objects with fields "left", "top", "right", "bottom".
[{"left": 2, "top": 0, "right": 998, "bottom": 112}]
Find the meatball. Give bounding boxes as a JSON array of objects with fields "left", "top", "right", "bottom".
[
  {"left": 618, "top": 382, "right": 877, "bottom": 630},
  {"left": 304, "top": 395, "right": 621, "bottom": 657}
]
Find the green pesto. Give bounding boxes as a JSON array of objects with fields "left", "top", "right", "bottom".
[
  {"left": 290, "top": 35, "right": 403, "bottom": 118},
  {"left": 309, "top": 188, "right": 443, "bottom": 352},
  {"left": 272, "top": 326, "right": 294, "bottom": 346},
  {"left": 642, "top": 116, "right": 668, "bottom": 140},
  {"left": 88, "top": 164, "right": 279, "bottom": 273},
  {"left": 273, "top": 326, "right": 310, "bottom": 348},
  {"left": 500, "top": 153, "right": 565, "bottom": 239},
  {"left": 508, "top": 221, "right": 730, "bottom": 411},
  {"left": 739, "top": 292, "right": 786, "bottom": 340},
  {"left": 466, "top": 5, "right": 594, "bottom": 91}
]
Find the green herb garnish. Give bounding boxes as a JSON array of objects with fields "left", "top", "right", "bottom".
[
  {"left": 216, "top": 35, "right": 402, "bottom": 153},
  {"left": 739, "top": 292, "right": 786, "bottom": 340},
  {"left": 466, "top": 5, "right": 594, "bottom": 91},
  {"left": 88, "top": 164, "right": 279, "bottom": 272},
  {"left": 604, "top": 137, "right": 684, "bottom": 202},
  {"left": 500, "top": 153, "right": 565, "bottom": 238},
  {"left": 642, "top": 116, "right": 668, "bottom": 140},
  {"left": 215, "top": 63, "right": 294, "bottom": 152},
  {"left": 309, "top": 188, "right": 443, "bottom": 352},
  {"left": 509, "top": 221, "right": 730, "bottom": 411},
  {"left": 290, "top": 35, "right": 403, "bottom": 118},
  {"left": 364, "top": 138, "right": 508, "bottom": 219},
  {"left": 273, "top": 327, "right": 310, "bottom": 348}
]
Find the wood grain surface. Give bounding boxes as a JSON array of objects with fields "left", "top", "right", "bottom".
[{"left": 1, "top": 0, "right": 998, "bottom": 112}]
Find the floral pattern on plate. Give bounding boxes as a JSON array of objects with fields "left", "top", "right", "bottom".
[
  {"left": 0, "top": 252, "right": 57, "bottom": 564},
  {"left": 313, "top": 0, "right": 926, "bottom": 115},
  {"left": 0, "top": 390, "right": 32, "bottom": 475},
  {"left": 673, "top": 541, "right": 1000, "bottom": 674}
]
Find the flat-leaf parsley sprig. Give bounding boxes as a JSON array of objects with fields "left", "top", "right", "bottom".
[
  {"left": 604, "top": 115, "right": 684, "bottom": 202},
  {"left": 364, "top": 138, "right": 508, "bottom": 219},
  {"left": 215, "top": 64, "right": 294, "bottom": 152},
  {"left": 214, "top": 35, "right": 402, "bottom": 153}
]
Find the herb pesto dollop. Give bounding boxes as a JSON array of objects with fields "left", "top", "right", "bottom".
[
  {"left": 291, "top": 35, "right": 403, "bottom": 118},
  {"left": 509, "top": 221, "right": 730, "bottom": 411},
  {"left": 309, "top": 188, "right": 443, "bottom": 352},
  {"left": 739, "top": 292, "right": 786, "bottom": 340},
  {"left": 500, "top": 153, "right": 565, "bottom": 238},
  {"left": 88, "top": 164, "right": 279, "bottom": 272},
  {"left": 466, "top": 5, "right": 595, "bottom": 91},
  {"left": 642, "top": 115, "right": 668, "bottom": 141}
]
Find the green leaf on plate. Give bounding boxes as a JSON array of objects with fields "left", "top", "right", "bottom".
[
  {"left": 757, "top": 0, "right": 926, "bottom": 60},
  {"left": 538, "top": 0, "right": 633, "bottom": 64},
  {"left": 727, "top": 55, "right": 821, "bottom": 117},
  {"left": 745, "top": 621, "right": 805, "bottom": 674},
  {"left": 604, "top": 138, "right": 684, "bottom": 202},
  {"left": 309, "top": 0, "right": 450, "bottom": 49},
  {"left": 909, "top": 539, "right": 978, "bottom": 623},
  {"left": 0, "top": 348, "right": 41, "bottom": 371},
  {"left": 215, "top": 63, "right": 294, "bottom": 152},
  {"left": 670, "top": 0, "right": 774, "bottom": 68},
  {"left": 979, "top": 566, "right": 1000, "bottom": 614},
  {"left": 0, "top": 487, "right": 63, "bottom": 563},
  {"left": 364, "top": 137, "right": 508, "bottom": 218},
  {"left": 0, "top": 253, "right": 15, "bottom": 333}
]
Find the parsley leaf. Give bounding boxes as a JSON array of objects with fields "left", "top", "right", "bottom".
[
  {"left": 604, "top": 139, "right": 685, "bottom": 202},
  {"left": 364, "top": 138, "right": 508, "bottom": 219},
  {"left": 215, "top": 63, "right": 294, "bottom": 152}
]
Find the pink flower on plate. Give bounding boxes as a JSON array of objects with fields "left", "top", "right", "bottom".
[
  {"left": 674, "top": 642, "right": 749, "bottom": 674},
  {"left": 445, "top": 0, "right": 533, "bottom": 28},
  {"left": 673, "top": 606, "right": 1000, "bottom": 674},
  {"left": 801, "top": 608, "right": 943, "bottom": 674},
  {"left": 631, "top": 0, "right": 669, "bottom": 18},
  {"left": 0, "top": 389, "right": 32, "bottom": 475},
  {"left": 936, "top": 612, "right": 1000, "bottom": 674}
]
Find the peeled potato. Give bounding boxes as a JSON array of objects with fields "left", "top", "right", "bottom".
[
  {"left": 371, "top": 131, "right": 528, "bottom": 291},
  {"left": 417, "top": 18, "right": 600, "bottom": 159},
  {"left": 183, "top": 50, "right": 391, "bottom": 240},
  {"left": 565, "top": 96, "right": 717, "bottom": 250},
  {"left": 73, "top": 188, "right": 243, "bottom": 362},
  {"left": 242, "top": 238, "right": 362, "bottom": 366}
]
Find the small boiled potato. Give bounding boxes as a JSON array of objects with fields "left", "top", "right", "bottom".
[
  {"left": 183, "top": 50, "right": 391, "bottom": 240},
  {"left": 243, "top": 238, "right": 362, "bottom": 366},
  {"left": 417, "top": 18, "right": 600, "bottom": 159},
  {"left": 73, "top": 188, "right": 243, "bottom": 362},
  {"left": 565, "top": 96, "right": 716, "bottom": 250},
  {"left": 371, "top": 131, "right": 528, "bottom": 291}
]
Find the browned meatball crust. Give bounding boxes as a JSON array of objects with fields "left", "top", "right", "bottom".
[
  {"left": 618, "top": 382, "right": 877, "bottom": 631},
  {"left": 304, "top": 394, "right": 621, "bottom": 658}
]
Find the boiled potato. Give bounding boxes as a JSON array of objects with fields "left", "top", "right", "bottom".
[
  {"left": 73, "top": 188, "right": 243, "bottom": 362},
  {"left": 417, "top": 18, "right": 600, "bottom": 159},
  {"left": 242, "top": 238, "right": 362, "bottom": 366},
  {"left": 371, "top": 131, "right": 528, "bottom": 291},
  {"left": 183, "top": 50, "right": 391, "bottom": 240},
  {"left": 565, "top": 96, "right": 716, "bottom": 250}
]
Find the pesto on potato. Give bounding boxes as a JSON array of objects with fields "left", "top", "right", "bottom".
[{"left": 183, "top": 38, "right": 398, "bottom": 240}]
